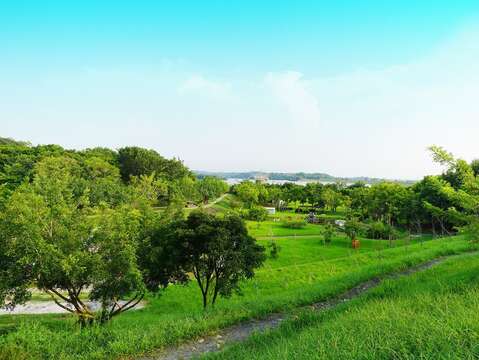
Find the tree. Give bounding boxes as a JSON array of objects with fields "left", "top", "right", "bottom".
[
  {"left": 322, "top": 223, "right": 335, "bottom": 245},
  {"left": 196, "top": 176, "right": 228, "bottom": 204},
  {"left": 177, "top": 211, "right": 265, "bottom": 308},
  {"left": 429, "top": 145, "right": 476, "bottom": 190},
  {"left": 459, "top": 216, "right": 479, "bottom": 242},
  {"left": 321, "top": 187, "right": 343, "bottom": 212},
  {"left": 235, "top": 181, "right": 260, "bottom": 207},
  {"left": 344, "top": 219, "right": 364, "bottom": 241},
  {"left": 0, "top": 137, "right": 30, "bottom": 146},
  {"left": 246, "top": 206, "right": 268, "bottom": 221},
  {"left": 118, "top": 146, "right": 191, "bottom": 182},
  {"left": 471, "top": 159, "right": 479, "bottom": 177},
  {"left": 0, "top": 157, "right": 147, "bottom": 325}
]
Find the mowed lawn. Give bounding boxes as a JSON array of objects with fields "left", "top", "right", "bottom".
[
  {"left": 208, "top": 251, "right": 479, "bottom": 359},
  {"left": 0, "top": 235, "right": 476, "bottom": 360},
  {"left": 247, "top": 221, "right": 324, "bottom": 237}
]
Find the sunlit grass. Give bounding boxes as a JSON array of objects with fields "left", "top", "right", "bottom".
[
  {"left": 0, "top": 235, "right": 475, "bottom": 359},
  {"left": 208, "top": 251, "right": 479, "bottom": 359}
]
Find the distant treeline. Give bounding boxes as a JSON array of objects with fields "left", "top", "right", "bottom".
[{"left": 195, "top": 170, "right": 416, "bottom": 185}]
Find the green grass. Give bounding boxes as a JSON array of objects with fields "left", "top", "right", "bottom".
[
  {"left": 208, "top": 251, "right": 479, "bottom": 359},
  {"left": 0, "top": 235, "right": 476, "bottom": 360},
  {"left": 247, "top": 220, "right": 323, "bottom": 237},
  {"left": 257, "top": 234, "right": 432, "bottom": 269}
]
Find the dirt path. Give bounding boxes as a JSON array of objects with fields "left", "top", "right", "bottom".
[{"left": 139, "top": 254, "right": 464, "bottom": 360}]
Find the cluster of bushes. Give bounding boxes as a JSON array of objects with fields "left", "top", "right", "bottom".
[
  {"left": 281, "top": 219, "right": 307, "bottom": 229},
  {"left": 365, "top": 221, "right": 401, "bottom": 240}
]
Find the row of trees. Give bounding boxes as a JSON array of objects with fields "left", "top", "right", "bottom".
[{"left": 0, "top": 142, "right": 228, "bottom": 207}]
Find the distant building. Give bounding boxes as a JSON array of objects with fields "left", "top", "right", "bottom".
[{"left": 264, "top": 207, "right": 276, "bottom": 215}]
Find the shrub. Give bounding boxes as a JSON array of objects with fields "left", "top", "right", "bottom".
[
  {"left": 281, "top": 219, "right": 307, "bottom": 229},
  {"left": 323, "top": 223, "right": 335, "bottom": 244},
  {"left": 365, "top": 221, "right": 400, "bottom": 240},
  {"left": 246, "top": 206, "right": 269, "bottom": 222},
  {"left": 267, "top": 241, "right": 282, "bottom": 259}
]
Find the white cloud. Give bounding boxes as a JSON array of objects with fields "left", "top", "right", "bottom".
[{"left": 264, "top": 71, "right": 320, "bottom": 126}]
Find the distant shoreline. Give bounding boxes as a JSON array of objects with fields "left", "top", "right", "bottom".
[{"left": 195, "top": 171, "right": 416, "bottom": 186}]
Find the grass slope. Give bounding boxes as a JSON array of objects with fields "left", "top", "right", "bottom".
[
  {"left": 208, "top": 251, "right": 479, "bottom": 359},
  {"left": 0, "top": 235, "right": 476, "bottom": 360}
]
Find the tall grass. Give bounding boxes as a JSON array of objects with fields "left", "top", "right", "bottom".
[{"left": 207, "top": 251, "right": 479, "bottom": 359}]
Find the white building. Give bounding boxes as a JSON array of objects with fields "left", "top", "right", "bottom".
[{"left": 264, "top": 207, "right": 276, "bottom": 215}]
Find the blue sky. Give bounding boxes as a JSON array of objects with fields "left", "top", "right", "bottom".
[{"left": 1, "top": 1, "right": 479, "bottom": 178}]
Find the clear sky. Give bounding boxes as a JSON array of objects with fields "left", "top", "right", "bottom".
[{"left": 1, "top": 1, "right": 479, "bottom": 179}]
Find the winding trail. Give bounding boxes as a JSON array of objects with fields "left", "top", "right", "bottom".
[{"left": 139, "top": 253, "right": 468, "bottom": 360}]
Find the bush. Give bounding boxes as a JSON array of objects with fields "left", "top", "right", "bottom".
[
  {"left": 323, "top": 223, "right": 335, "bottom": 245},
  {"left": 245, "top": 206, "right": 269, "bottom": 221},
  {"left": 366, "top": 221, "right": 400, "bottom": 240},
  {"left": 281, "top": 219, "right": 307, "bottom": 229},
  {"left": 267, "top": 241, "right": 282, "bottom": 259}
]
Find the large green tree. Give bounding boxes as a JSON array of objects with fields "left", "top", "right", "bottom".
[
  {"left": 175, "top": 211, "right": 266, "bottom": 308},
  {"left": 0, "top": 157, "right": 148, "bottom": 325}
]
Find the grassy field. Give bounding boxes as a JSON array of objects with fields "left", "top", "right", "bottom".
[
  {"left": 0, "top": 233, "right": 476, "bottom": 360},
  {"left": 207, "top": 251, "right": 479, "bottom": 359},
  {"left": 247, "top": 220, "right": 324, "bottom": 238}
]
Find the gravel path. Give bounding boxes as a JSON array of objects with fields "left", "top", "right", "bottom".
[
  {"left": 0, "top": 300, "right": 146, "bottom": 315},
  {"left": 139, "top": 254, "right": 462, "bottom": 360}
]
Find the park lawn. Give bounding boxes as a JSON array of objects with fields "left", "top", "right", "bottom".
[
  {"left": 207, "top": 251, "right": 479, "bottom": 360},
  {"left": 257, "top": 234, "right": 434, "bottom": 269},
  {"left": 247, "top": 220, "right": 324, "bottom": 237},
  {"left": 0, "top": 236, "right": 476, "bottom": 360},
  {"left": 209, "top": 193, "right": 238, "bottom": 212}
]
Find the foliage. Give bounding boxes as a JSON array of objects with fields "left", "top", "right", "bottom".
[
  {"left": 246, "top": 206, "right": 269, "bottom": 221},
  {"left": 322, "top": 223, "right": 335, "bottom": 244},
  {"left": 281, "top": 219, "right": 307, "bottom": 229},
  {"left": 459, "top": 216, "right": 479, "bottom": 242},
  {"left": 174, "top": 211, "right": 266, "bottom": 308},
  {"left": 344, "top": 219, "right": 365, "bottom": 240},
  {"left": 321, "top": 187, "right": 343, "bottom": 212},
  {"left": 196, "top": 176, "right": 228, "bottom": 204},
  {"left": 234, "top": 181, "right": 260, "bottom": 207},
  {"left": 365, "top": 221, "right": 400, "bottom": 240},
  {"left": 267, "top": 241, "right": 281, "bottom": 259},
  {"left": 0, "top": 157, "right": 148, "bottom": 325},
  {"left": 118, "top": 146, "right": 191, "bottom": 182}
]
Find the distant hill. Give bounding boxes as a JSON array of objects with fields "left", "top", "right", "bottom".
[
  {"left": 0, "top": 136, "right": 30, "bottom": 146},
  {"left": 195, "top": 170, "right": 416, "bottom": 186}
]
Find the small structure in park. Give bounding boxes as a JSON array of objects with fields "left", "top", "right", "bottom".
[
  {"left": 352, "top": 238, "right": 360, "bottom": 249},
  {"left": 264, "top": 207, "right": 276, "bottom": 215}
]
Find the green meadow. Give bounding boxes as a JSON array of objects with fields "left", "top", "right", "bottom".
[
  {"left": 207, "top": 251, "right": 479, "bottom": 359},
  {"left": 0, "top": 228, "right": 475, "bottom": 360}
]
